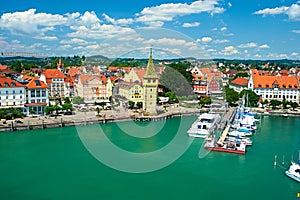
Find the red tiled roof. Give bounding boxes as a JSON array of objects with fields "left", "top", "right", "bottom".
[
  {"left": 230, "top": 77, "right": 249, "bottom": 87},
  {"left": 68, "top": 67, "right": 81, "bottom": 77},
  {"left": 108, "top": 67, "right": 119, "bottom": 72},
  {"left": 79, "top": 75, "right": 107, "bottom": 85},
  {"left": 253, "top": 75, "right": 299, "bottom": 89},
  {"left": 25, "top": 77, "right": 49, "bottom": 89},
  {"left": 134, "top": 68, "right": 146, "bottom": 82},
  {"left": 0, "top": 65, "right": 8, "bottom": 70},
  {"left": 0, "top": 77, "right": 24, "bottom": 88},
  {"left": 43, "top": 69, "right": 68, "bottom": 79}
]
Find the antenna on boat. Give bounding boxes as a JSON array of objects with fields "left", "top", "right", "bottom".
[
  {"left": 274, "top": 155, "right": 277, "bottom": 166},
  {"left": 282, "top": 155, "right": 285, "bottom": 165}
]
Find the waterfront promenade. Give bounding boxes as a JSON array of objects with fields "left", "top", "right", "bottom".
[{"left": 0, "top": 105, "right": 200, "bottom": 132}]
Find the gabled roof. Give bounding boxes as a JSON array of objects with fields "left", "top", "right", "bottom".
[
  {"left": 135, "top": 68, "right": 146, "bottom": 82},
  {"left": 25, "top": 77, "right": 49, "bottom": 89},
  {"left": 230, "top": 77, "right": 249, "bottom": 87},
  {"left": 253, "top": 75, "right": 298, "bottom": 89},
  {"left": 43, "top": 69, "right": 68, "bottom": 79},
  {"left": 79, "top": 75, "right": 107, "bottom": 85},
  {"left": 0, "top": 77, "right": 24, "bottom": 88},
  {"left": 68, "top": 67, "right": 81, "bottom": 77},
  {"left": 0, "top": 65, "right": 8, "bottom": 70}
]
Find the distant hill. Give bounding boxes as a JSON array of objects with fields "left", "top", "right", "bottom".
[{"left": 83, "top": 55, "right": 111, "bottom": 66}]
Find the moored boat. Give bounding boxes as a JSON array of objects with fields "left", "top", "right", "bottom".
[
  {"left": 285, "top": 151, "right": 300, "bottom": 183},
  {"left": 187, "top": 113, "right": 221, "bottom": 138}
]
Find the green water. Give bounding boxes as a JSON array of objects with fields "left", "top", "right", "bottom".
[{"left": 0, "top": 116, "right": 299, "bottom": 200}]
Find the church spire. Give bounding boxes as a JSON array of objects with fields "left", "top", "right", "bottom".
[{"left": 144, "top": 48, "right": 157, "bottom": 78}]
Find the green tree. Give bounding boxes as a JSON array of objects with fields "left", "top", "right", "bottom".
[
  {"left": 269, "top": 99, "right": 281, "bottom": 109},
  {"left": 136, "top": 102, "right": 143, "bottom": 109},
  {"left": 239, "top": 89, "right": 260, "bottom": 107},
  {"left": 72, "top": 96, "right": 84, "bottom": 104},
  {"left": 290, "top": 102, "right": 298, "bottom": 111},
  {"left": 64, "top": 97, "right": 71, "bottom": 104},
  {"left": 199, "top": 96, "right": 212, "bottom": 108},
  {"left": 225, "top": 86, "right": 239, "bottom": 106},
  {"left": 128, "top": 100, "right": 135, "bottom": 109},
  {"left": 62, "top": 103, "right": 72, "bottom": 112},
  {"left": 45, "top": 106, "right": 55, "bottom": 115}
]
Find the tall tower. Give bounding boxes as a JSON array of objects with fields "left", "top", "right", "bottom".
[{"left": 143, "top": 48, "right": 158, "bottom": 115}]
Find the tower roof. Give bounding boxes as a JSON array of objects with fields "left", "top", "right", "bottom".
[{"left": 144, "top": 48, "right": 157, "bottom": 79}]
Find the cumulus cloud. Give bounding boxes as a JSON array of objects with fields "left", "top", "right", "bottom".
[
  {"left": 238, "top": 42, "right": 257, "bottom": 48},
  {"left": 136, "top": 0, "right": 225, "bottom": 26},
  {"left": 0, "top": 9, "right": 67, "bottom": 35},
  {"left": 182, "top": 22, "right": 200, "bottom": 27},
  {"left": 222, "top": 46, "right": 238, "bottom": 55},
  {"left": 102, "top": 13, "right": 134, "bottom": 25},
  {"left": 197, "top": 36, "right": 213, "bottom": 43},
  {"left": 292, "top": 30, "right": 300, "bottom": 34},
  {"left": 220, "top": 27, "right": 227, "bottom": 31},
  {"left": 214, "top": 39, "right": 229, "bottom": 44},
  {"left": 259, "top": 44, "right": 270, "bottom": 49},
  {"left": 254, "top": 3, "right": 300, "bottom": 21}
]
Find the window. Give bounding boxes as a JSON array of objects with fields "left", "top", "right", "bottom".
[
  {"left": 36, "top": 90, "right": 41, "bottom": 97},
  {"left": 31, "top": 100, "right": 35, "bottom": 103},
  {"left": 20, "top": 95, "right": 22, "bottom": 99},
  {"left": 20, "top": 90, "right": 22, "bottom": 93},
  {"left": 42, "top": 90, "right": 46, "bottom": 97},
  {"left": 13, "top": 96, "right": 15, "bottom": 99},
  {"left": 6, "top": 96, "right": 8, "bottom": 99},
  {"left": 6, "top": 91, "right": 8, "bottom": 94},
  {"left": 13, "top": 90, "right": 15, "bottom": 94},
  {"left": 31, "top": 90, "right": 35, "bottom": 97},
  {"left": 37, "top": 99, "right": 41, "bottom": 103}
]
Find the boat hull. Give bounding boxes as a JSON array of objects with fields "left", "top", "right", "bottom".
[
  {"left": 205, "top": 147, "right": 246, "bottom": 155},
  {"left": 285, "top": 171, "right": 300, "bottom": 182}
]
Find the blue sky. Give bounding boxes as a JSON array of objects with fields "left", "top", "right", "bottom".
[{"left": 0, "top": 0, "right": 300, "bottom": 59}]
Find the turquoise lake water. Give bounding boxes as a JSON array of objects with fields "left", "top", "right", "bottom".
[{"left": 0, "top": 115, "right": 299, "bottom": 200}]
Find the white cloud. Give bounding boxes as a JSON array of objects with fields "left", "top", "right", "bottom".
[
  {"left": 60, "top": 38, "right": 88, "bottom": 44},
  {"left": 182, "top": 22, "right": 200, "bottom": 27},
  {"left": 291, "top": 52, "right": 299, "bottom": 56},
  {"left": 254, "top": 3, "right": 300, "bottom": 21},
  {"left": 0, "top": 9, "right": 67, "bottom": 35},
  {"left": 222, "top": 46, "right": 238, "bottom": 55},
  {"left": 102, "top": 13, "right": 133, "bottom": 25},
  {"left": 220, "top": 27, "right": 227, "bottom": 31},
  {"left": 34, "top": 35, "right": 58, "bottom": 41},
  {"left": 238, "top": 42, "right": 257, "bottom": 48},
  {"left": 144, "top": 37, "right": 196, "bottom": 47},
  {"left": 136, "top": 0, "right": 225, "bottom": 26},
  {"left": 292, "top": 30, "right": 300, "bottom": 34},
  {"left": 214, "top": 39, "right": 229, "bottom": 44},
  {"left": 259, "top": 44, "right": 270, "bottom": 49},
  {"left": 197, "top": 36, "right": 212, "bottom": 43}
]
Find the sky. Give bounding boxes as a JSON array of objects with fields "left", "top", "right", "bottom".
[{"left": 0, "top": 0, "right": 300, "bottom": 60}]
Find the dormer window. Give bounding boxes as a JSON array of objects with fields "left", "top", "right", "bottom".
[
  {"left": 266, "top": 84, "right": 269, "bottom": 88},
  {"left": 289, "top": 85, "right": 292, "bottom": 88},
  {"left": 294, "top": 85, "right": 298, "bottom": 89},
  {"left": 283, "top": 84, "right": 286, "bottom": 88},
  {"left": 4, "top": 82, "right": 9, "bottom": 87},
  {"left": 258, "top": 84, "right": 262, "bottom": 87},
  {"left": 273, "top": 84, "right": 278, "bottom": 88},
  {"left": 11, "top": 82, "right": 16, "bottom": 87}
]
